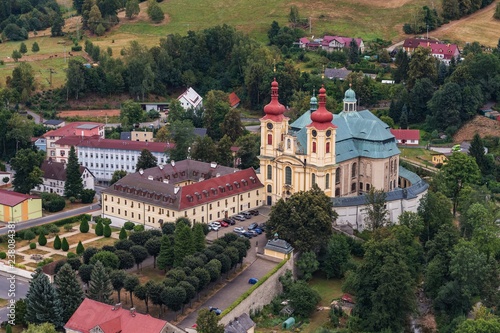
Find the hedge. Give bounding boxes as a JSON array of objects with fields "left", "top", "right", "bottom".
[
  {"left": 220, "top": 258, "right": 289, "bottom": 317},
  {"left": 53, "top": 214, "right": 91, "bottom": 227}
]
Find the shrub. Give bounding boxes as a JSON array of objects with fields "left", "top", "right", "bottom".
[
  {"left": 54, "top": 235, "right": 61, "bottom": 250},
  {"left": 133, "top": 224, "right": 144, "bottom": 232},
  {"left": 95, "top": 221, "right": 104, "bottom": 236},
  {"left": 38, "top": 233, "right": 47, "bottom": 246},
  {"left": 119, "top": 227, "right": 127, "bottom": 240},
  {"left": 29, "top": 243, "right": 36, "bottom": 249},
  {"left": 80, "top": 220, "right": 89, "bottom": 233},
  {"left": 53, "top": 214, "right": 91, "bottom": 227},
  {"left": 103, "top": 224, "right": 112, "bottom": 238},
  {"left": 124, "top": 222, "right": 135, "bottom": 230},
  {"left": 67, "top": 252, "right": 77, "bottom": 258},
  {"left": 47, "top": 224, "right": 60, "bottom": 234},
  {"left": 76, "top": 241, "right": 85, "bottom": 255},
  {"left": 0, "top": 252, "right": 6, "bottom": 259},
  {"left": 81, "top": 189, "right": 96, "bottom": 203},
  {"left": 69, "top": 196, "right": 77, "bottom": 203},
  {"left": 23, "top": 230, "right": 36, "bottom": 241},
  {"left": 61, "top": 237, "right": 69, "bottom": 251},
  {"left": 41, "top": 192, "right": 66, "bottom": 212},
  {"left": 71, "top": 45, "right": 82, "bottom": 51},
  {"left": 64, "top": 224, "right": 73, "bottom": 232}
]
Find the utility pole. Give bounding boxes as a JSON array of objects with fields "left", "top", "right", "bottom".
[{"left": 309, "top": 17, "right": 312, "bottom": 34}]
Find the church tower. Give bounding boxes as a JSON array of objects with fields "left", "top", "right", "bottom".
[{"left": 259, "top": 79, "right": 288, "bottom": 158}]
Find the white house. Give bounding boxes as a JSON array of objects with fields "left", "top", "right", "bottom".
[
  {"left": 177, "top": 87, "right": 203, "bottom": 111},
  {"left": 35, "top": 159, "right": 95, "bottom": 195}
]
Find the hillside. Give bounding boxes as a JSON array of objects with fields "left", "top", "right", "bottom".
[{"left": 453, "top": 115, "right": 500, "bottom": 142}]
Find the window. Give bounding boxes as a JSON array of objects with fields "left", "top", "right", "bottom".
[
  {"left": 267, "top": 134, "right": 272, "bottom": 145},
  {"left": 267, "top": 185, "right": 272, "bottom": 193},
  {"left": 312, "top": 173, "right": 316, "bottom": 185},
  {"left": 287, "top": 139, "right": 291, "bottom": 149},
  {"left": 335, "top": 188, "right": 340, "bottom": 196},
  {"left": 360, "top": 182, "right": 364, "bottom": 192},
  {"left": 312, "top": 141, "right": 317, "bottom": 153},
  {"left": 351, "top": 163, "right": 357, "bottom": 178},
  {"left": 351, "top": 182, "right": 356, "bottom": 192},
  {"left": 325, "top": 173, "right": 330, "bottom": 189},
  {"left": 326, "top": 142, "right": 330, "bottom": 153},
  {"left": 335, "top": 168, "right": 341, "bottom": 184},
  {"left": 267, "top": 165, "right": 272, "bottom": 180},
  {"left": 285, "top": 167, "right": 292, "bottom": 185}
]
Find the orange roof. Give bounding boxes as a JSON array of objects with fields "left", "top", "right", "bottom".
[
  {"left": 390, "top": 129, "right": 420, "bottom": 141},
  {"left": 64, "top": 298, "right": 168, "bottom": 333},
  {"left": 229, "top": 92, "right": 241, "bottom": 107}
]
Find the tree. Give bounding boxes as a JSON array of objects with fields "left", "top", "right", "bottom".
[
  {"left": 145, "top": 236, "right": 162, "bottom": 268},
  {"left": 12, "top": 50, "right": 22, "bottom": 62},
  {"left": 25, "top": 269, "right": 63, "bottom": 328},
  {"left": 193, "top": 223, "right": 206, "bottom": 252},
  {"left": 364, "top": 188, "right": 389, "bottom": 230},
  {"left": 220, "top": 108, "right": 245, "bottom": 142},
  {"left": 174, "top": 223, "right": 194, "bottom": 267},
  {"left": 130, "top": 245, "right": 149, "bottom": 271},
  {"left": 191, "top": 136, "right": 217, "bottom": 163},
  {"left": 90, "top": 251, "right": 120, "bottom": 269},
  {"left": 10, "top": 148, "right": 44, "bottom": 194},
  {"left": 19, "top": 42, "right": 27, "bottom": 54},
  {"left": 203, "top": 90, "right": 230, "bottom": 141},
  {"left": 134, "top": 284, "right": 149, "bottom": 313},
  {"left": 124, "top": 274, "right": 139, "bottom": 307},
  {"left": 193, "top": 267, "right": 211, "bottom": 292},
  {"left": 296, "top": 251, "right": 319, "bottom": 281},
  {"left": 235, "top": 133, "right": 260, "bottom": 169},
  {"left": 323, "top": 234, "right": 350, "bottom": 279},
  {"left": 83, "top": 247, "right": 99, "bottom": 264},
  {"left": 469, "top": 133, "right": 487, "bottom": 174},
  {"left": 407, "top": 46, "right": 437, "bottom": 89},
  {"left": 147, "top": 281, "right": 166, "bottom": 315},
  {"left": 216, "top": 135, "right": 233, "bottom": 167},
  {"left": 61, "top": 237, "right": 69, "bottom": 251},
  {"left": 7, "top": 113, "right": 35, "bottom": 150},
  {"left": 64, "top": 146, "right": 84, "bottom": 199},
  {"left": 288, "top": 5, "right": 300, "bottom": 27},
  {"left": 80, "top": 220, "right": 89, "bottom": 233},
  {"left": 157, "top": 235, "right": 174, "bottom": 271},
  {"left": 110, "top": 270, "right": 127, "bottom": 303},
  {"left": 66, "top": 59, "right": 85, "bottom": 100},
  {"left": 88, "top": 260, "right": 114, "bottom": 304},
  {"left": 456, "top": 318, "right": 500, "bottom": 333},
  {"left": 161, "top": 286, "right": 186, "bottom": 315},
  {"left": 147, "top": 0, "right": 164, "bottom": 23},
  {"left": 287, "top": 280, "right": 321, "bottom": 317},
  {"left": 76, "top": 241, "right": 85, "bottom": 255},
  {"left": 348, "top": 38, "right": 360, "bottom": 64},
  {"left": 95, "top": 220, "right": 104, "bottom": 236},
  {"left": 196, "top": 308, "right": 225, "bottom": 333},
  {"left": 169, "top": 120, "right": 196, "bottom": 161},
  {"left": 88, "top": 4, "right": 102, "bottom": 34},
  {"left": 418, "top": 191, "right": 454, "bottom": 243},
  {"left": 120, "top": 100, "right": 144, "bottom": 129},
  {"left": 495, "top": 3, "right": 500, "bottom": 20},
  {"left": 21, "top": 323, "right": 57, "bottom": 333},
  {"left": 51, "top": 16, "right": 64, "bottom": 37},
  {"left": 38, "top": 233, "right": 47, "bottom": 246},
  {"left": 53, "top": 235, "right": 62, "bottom": 250},
  {"left": 136, "top": 149, "right": 157, "bottom": 171},
  {"left": 103, "top": 224, "right": 112, "bottom": 237},
  {"left": 110, "top": 170, "right": 127, "bottom": 185},
  {"left": 438, "top": 153, "right": 481, "bottom": 216},
  {"left": 55, "top": 264, "right": 84, "bottom": 323},
  {"left": 125, "top": 0, "right": 140, "bottom": 18},
  {"left": 119, "top": 227, "right": 127, "bottom": 240},
  {"left": 31, "top": 42, "right": 40, "bottom": 53}
]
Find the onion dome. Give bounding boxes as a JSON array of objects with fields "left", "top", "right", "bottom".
[
  {"left": 263, "top": 79, "right": 286, "bottom": 117},
  {"left": 344, "top": 86, "right": 357, "bottom": 102},
  {"left": 310, "top": 85, "right": 333, "bottom": 124},
  {"left": 310, "top": 91, "right": 318, "bottom": 111}
]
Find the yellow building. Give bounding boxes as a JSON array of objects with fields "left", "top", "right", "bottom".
[
  {"left": 0, "top": 189, "right": 42, "bottom": 222},
  {"left": 101, "top": 160, "right": 263, "bottom": 227},
  {"left": 431, "top": 152, "right": 448, "bottom": 165},
  {"left": 131, "top": 130, "right": 154, "bottom": 142},
  {"left": 264, "top": 235, "right": 293, "bottom": 260}
]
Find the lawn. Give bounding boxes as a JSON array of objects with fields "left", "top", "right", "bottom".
[
  {"left": 309, "top": 275, "right": 344, "bottom": 306},
  {"left": 84, "top": 237, "right": 117, "bottom": 249},
  {"left": 399, "top": 147, "right": 433, "bottom": 162},
  {"left": 132, "top": 266, "right": 166, "bottom": 284},
  {"left": 46, "top": 232, "right": 97, "bottom": 248},
  {"left": 50, "top": 253, "right": 66, "bottom": 262},
  {"left": 23, "top": 248, "right": 50, "bottom": 256}
]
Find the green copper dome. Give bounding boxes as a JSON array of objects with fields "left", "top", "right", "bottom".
[
  {"left": 344, "top": 88, "right": 357, "bottom": 102},
  {"left": 310, "top": 94, "right": 318, "bottom": 111}
]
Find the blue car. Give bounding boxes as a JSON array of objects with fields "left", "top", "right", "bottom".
[
  {"left": 248, "top": 278, "right": 258, "bottom": 284},
  {"left": 253, "top": 228, "right": 263, "bottom": 234}
]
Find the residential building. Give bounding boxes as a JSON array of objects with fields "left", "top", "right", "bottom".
[
  {"left": 324, "top": 68, "right": 352, "bottom": 81},
  {"left": 0, "top": 189, "right": 42, "bottom": 223},
  {"left": 298, "top": 36, "right": 364, "bottom": 52},
  {"left": 65, "top": 298, "right": 175, "bottom": 333},
  {"left": 229, "top": 92, "right": 241, "bottom": 108},
  {"left": 431, "top": 152, "right": 448, "bottom": 165},
  {"left": 101, "top": 160, "right": 263, "bottom": 227},
  {"left": 43, "top": 122, "right": 105, "bottom": 163},
  {"left": 264, "top": 236, "right": 294, "bottom": 260},
  {"left": 225, "top": 313, "right": 256, "bottom": 333},
  {"left": 139, "top": 102, "right": 170, "bottom": 112},
  {"left": 43, "top": 119, "right": 65, "bottom": 129},
  {"left": 34, "top": 159, "right": 95, "bottom": 195},
  {"left": 402, "top": 38, "right": 460, "bottom": 64},
  {"left": 177, "top": 87, "right": 203, "bottom": 110},
  {"left": 54, "top": 137, "right": 173, "bottom": 185},
  {"left": 259, "top": 80, "right": 428, "bottom": 230},
  {"left": 123, "top": 130, "right": 155, "bottom": 142},
  {"left": 390, "top": 129, "right": 420, "bottom": 145},
  {"left": 32, "top": 137, "right": 47, "bottom": 151}
]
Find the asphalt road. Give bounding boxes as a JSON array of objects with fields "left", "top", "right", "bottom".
[
  {"left": 0, "top": 205, "right": 101, "bottom": 235},
  {"left": 0, "top": 274, "right": 30, "bottom": 324}
]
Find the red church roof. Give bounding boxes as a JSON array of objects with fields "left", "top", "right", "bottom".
[
  {"left": 390, "top": 129, "right": 420, "bottom": 141},
  {"left": 64, "top": 298, "right": 168, "bottom": 333}
]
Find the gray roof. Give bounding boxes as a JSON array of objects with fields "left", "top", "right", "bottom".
[
  {"left": 265, "top": 238, "right": 293, "bottom": 254},
  {"left": 225, "top": 313, "right": 255, "bottom": 333},
  {"left": 120, "top": 132, "right": 131, "bottom": 140},
  {"left": 324, "top": 68, "right": 351, "bottom": 80},
  {"left": 44, "top": 119, "right": 64, "bottom": 126},
  {"left": 332, "top": 166, "right": 428, "bottom": 207},
  {"left": 77, "top": 124, "right": 99, "bottom": 130},
  {"left": 194, "top": 128, "right": 207, "bottom": 137},
  {"left": 290, "top": 109, "right": 400, "bottom": 162}
]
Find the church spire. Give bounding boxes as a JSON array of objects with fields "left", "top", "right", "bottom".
[
  {"left": 310, "top": 85, "right": 333, "bottom": 128},
  {"left": 263, "top": 78, "right": 286, "bottom": 121}
]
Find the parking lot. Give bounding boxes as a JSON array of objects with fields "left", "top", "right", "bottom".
[{"left": 205, "top": 207, "right": 271, "bottom": 242}]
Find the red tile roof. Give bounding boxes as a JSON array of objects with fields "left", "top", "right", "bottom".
[
  {"left": 43, "top": 122, "right": 104, "bottom": 138},
  {"left": 56, "top": 137, "right": 174, "bottom": 153},
  {"left": 403, "top": 38, "right": 434, "bottom": 49},
  {"left": 228, "top": 92, "right": 241, "bottom": 107},
  {"left": 0, "top": 189, "right": 39, "bottom": 207},
  {"left": 403, "top": 38, "right": 460, "bottom": 60},
  {"left": 390, "top": 129, "right": 420, "bottom": 141},
  {"left": 64, "top": 298, "right": 168, "bottom": 333},
  {"left": 322, "top": 36, "right": 363, "bottom": 48}
]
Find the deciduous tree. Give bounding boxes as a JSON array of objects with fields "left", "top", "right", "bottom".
[
  {"left": 124, "top": 274, "right": 139, "bottom": 307},
  {"left": 110, "top": 270, "right": 126, "bottom": 303},
  {"left": 144, "top": 236, "right": 162, "bottom": 268},
  {"left": 196, "top": 308, "right": 224, "bottom": 333},
  {"left": 130, "top": 245, "right": 149, "bottom": 271}
]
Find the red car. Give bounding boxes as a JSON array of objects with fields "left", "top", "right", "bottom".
[{"left": 219, "top": 221, "right": 229, "bottom": 227}]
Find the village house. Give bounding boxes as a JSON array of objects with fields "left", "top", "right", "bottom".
[
  {"left": 225, "top": 313, "right": 256, "bottom": 333},
  {"left": 120, "top": 130, "right": 155, "bottom": 142},
  {"left": 402, "top": 38, "right": 460, "bottom": 65},
  {"left": 390, "top": 129, "right": 420, "bottom": 146},
  {"left": 43, "top": 119, "right": 66, "bottom": 129},
  {"left": 298, "top": 35, "right": 364, "bottom": 53},
  {"left": 101, "top": 160, "right": 263, "bottom": 228},
  {"left": 0, "top": 189, "right": 42, "bottom": 223},
  {"left": 34, "top": 159, "right": 95, "bottom": 195},
  {"left": 229, "top": 92, "right": 241, "bottom": 108},
  {"left": 177, "top": 87, "right": 203, "bottom": 111}
]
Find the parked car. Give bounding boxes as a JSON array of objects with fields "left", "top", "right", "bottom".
[
  {"left": 253, "top": 228, "right": 263, "bottom": 234},
  {"left": 242, "top": 212, "right": 252, "bottom": 219},
  {"left": 220, "top": 221, "right": 229, "bottom": 227},
  {"left": 233, "top": 215, "right": 246, "bottom": 221},
  {"left": 241, "top": 231, "right": 254, "bottom": 238},
  {"left": 223, "top": 218, "right": 236, "bottom": 225},
  {"left": 258, "top": 223, "right": 267, "bottom": 230},
  {"left": 209, "top": 306, "right": 222, "bottom": 315},
  {"left": 233, "top": 227, "right": 245, "bottom": 234},
  {"left": 249, "top": 209, "right": 259, "bottom": 216},
  {"left": 247, "top": 230, "right": 258, "bottom": 237},
  {"left": 248, "top": 278, "right": 258, "bottom": 284},
  {"left": 248, "top": 223, "right": 258, "bottom": 230},
  {"left": 208, "top": 222, "right": 220, "bottom": 231}
]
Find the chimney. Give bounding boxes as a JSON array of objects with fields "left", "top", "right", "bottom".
[
  {"left": 174, "top": 186, "right": 180, "bottom": 194},
  {"left": 171, "top": 160, "right": 175, "bottom": 167},
  {"left": 112, "top": 303, "right": 122, "bottom": 311},
  {"left": 130, "top": 307, "right": 136, "bottom": 317},
  {"left": 210, "top": 162, "right": 217, "bottom": 168}
]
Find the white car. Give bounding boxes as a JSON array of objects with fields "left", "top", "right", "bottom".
[
  {"left": 233, "top": 227, "right": 245, "bottom": 234},
  {"left": 208, "top": 222, "right": 220, "bottom": 231}
]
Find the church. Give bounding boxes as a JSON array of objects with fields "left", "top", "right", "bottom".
[{"left": 258, "top": 79, "right": 428, "bottom": 230}]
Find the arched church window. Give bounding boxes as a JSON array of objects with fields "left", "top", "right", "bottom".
[
  {"left": 326, "top": 142, "right": 330, "bottom": 153},
  {"left": 267, "top": 134, "right": 272, "bottom": 145},
  {"left": 267, "top": 184, "right": 272, "bottom": 193},
  {"left": 287, "top": 139, "right": 291, "bottom": 149},
  {"left": 312, "top": 141, "right": 317, "bottom": 153},
  {"left": 352, "top": 163, "right": 357, "bottom": 178},
  {"left": 267, "top": 165, "right": 272, "bottom": 180},
  {"left": 351, "top": 182, "right": 356, "bottom": 193},
  {"left": 285, "top": 167, "right": 292, "bottom": 185},
  {"left": 312, "top": 173, "right": 316, "bottom": 185},
  {"left": 325, "top": 173, "right": 330, "bottom": 189},
  {"left": 335, "top": 168, "right": 341, "bottom": 184}
]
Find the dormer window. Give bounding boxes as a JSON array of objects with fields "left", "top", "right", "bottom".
[{"left": 203, "top": 190, "right": 209, "bottom": 197}]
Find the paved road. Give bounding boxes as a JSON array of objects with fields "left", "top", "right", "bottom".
[
  {"left": 26, "top": 110, "right": 42, "bottom": 124},
  {"left": 0, "top": 273, "right": 30, "bottom": 324},
  {"left": 0, "top": 205, "right": 101, "bottom": 235}
]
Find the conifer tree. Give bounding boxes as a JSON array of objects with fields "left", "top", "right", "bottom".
[
  {"left": 64, "top": 146, "right": 84, "bottom": 199},
  {"left": 119, "top": 227, "right": 127, "bottom": 240},
  {"left": 76, "top": 241, "right": 85, "bottom": 255},
  {"left": 5, "top": 324, "right": 12, "bottom": 333},
  {"left": 88, "top": 260, "right": 114, "bottom": 304},
  {"left": 19, "top": 42, "right": 27, "bottom": 54},
  {"left": 38, "top": 233, "right": 47, "bottom": 246},
  {"left": 173, "top": 223, "right": 194, "bottom": 267},
  {"left": 25, "top": 269, "right": 63, "bottom": 328},
  {"left": 469, "top": 133, "right": 486, "bottom": 173},
  {"left": 61, "top": 237, "right": 69, "bottom": 251},
  {"left": 55, "top": 264, "right": 84, "bottom": 322},
  {"left": 53, "top": 235, "right": 61, "bottom": 250},
  {"left": 95, "top": 221, "right": 104, "bottom": 236},
  {"left": 103, "top": 224, "right": 111, "bottom": 237},
  {"left": 80, "top": 219, "right": 89, "bottom": 233},
  {"left": 193, "top": 223, "right": 206, "bottom": 252},
  {"left": 31, "top": 42, "right": 40, "bottom": 53},
  {"left": 157, "top": 235, "right": 174, "bottom": 271},
  {"left": 135, "top": 149, "right": 157, "bottom": 171}
]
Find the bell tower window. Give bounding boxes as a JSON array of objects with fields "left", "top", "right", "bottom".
[
  {"left": 312, "top": 141, "right": 317, "bottom": 153},
  {"left": 267, "top": 134, "right": 272, "bottom": 145},
  {"left": 326, "top": 142, "right": 330, "bottom": 153}
]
